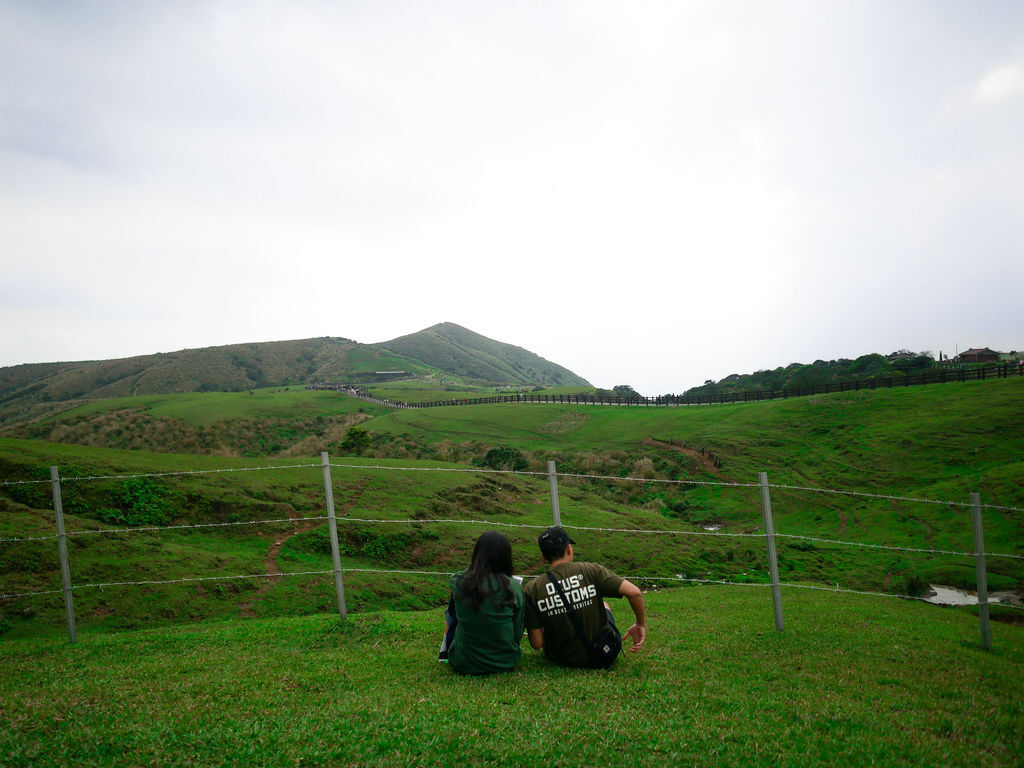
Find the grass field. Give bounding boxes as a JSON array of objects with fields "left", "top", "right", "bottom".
[
  {"left": 63, "top": 388, "right": 377, "bottom": 425},
  {"left": 1, "top": 377, "right": 1022, "bottom": 766},
  {"left": 1, "top": 587, "right": 1021, "bottom": 767}
]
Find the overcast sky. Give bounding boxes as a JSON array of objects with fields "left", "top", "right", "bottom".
[{"left": 1, "top": 1, "right": 1021, "bottom": 394}]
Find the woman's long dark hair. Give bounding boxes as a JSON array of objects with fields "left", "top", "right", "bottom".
[{"left": 455, "top": 531, "right": 515, "bottom": 611}]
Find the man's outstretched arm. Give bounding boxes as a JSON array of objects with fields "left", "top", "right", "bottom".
[{"left": 618, "top": 579, "right": 647, "bottom": 651}]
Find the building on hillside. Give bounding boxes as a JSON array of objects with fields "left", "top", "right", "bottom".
[{"left": 958, "top": 348, "right": 1000, "bottom": 364}]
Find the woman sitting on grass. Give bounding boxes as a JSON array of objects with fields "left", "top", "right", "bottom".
[{"left": 439, "top": 531, "right": 525, "bottom": 675}]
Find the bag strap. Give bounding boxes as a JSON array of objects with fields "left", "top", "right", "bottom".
[{"left": 547, "top": 571, "right": 590, "bottom": 644}]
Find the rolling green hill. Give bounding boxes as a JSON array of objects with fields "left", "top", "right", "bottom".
[
  {"left": 0, "top": 337, "right": 427, "bottom": 423},
  {"left": 1, "top": 377, "right": 1021, "bottom": 642},
  {"left": 0, "top": 325, "right": 591, "bottom": 428},
  {"left": 374, "top": 322, "right": 590, "bottom": 388}
]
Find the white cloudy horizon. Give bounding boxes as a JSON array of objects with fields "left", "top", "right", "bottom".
[{"left": 1, "top": 1, "right": 1022, "bottom": 394}]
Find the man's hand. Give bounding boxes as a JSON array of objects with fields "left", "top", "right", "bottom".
[
  {"left": 618, "top": 579, "right": 647, "bottom": 652},
  {"left": 623, "top": 623, "right": 646, "bottom": 651}
]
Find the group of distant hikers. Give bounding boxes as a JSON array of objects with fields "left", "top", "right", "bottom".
[{"left": 439, "top": 527, "right": 647, "bottom": 674}]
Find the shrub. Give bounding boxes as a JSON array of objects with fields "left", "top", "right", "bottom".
[
  {"left": 97, "top": 478, "right": 171, "bottom": 526},
  {"left": 904, "top": 574, "right": 928, "bottom": 597},
  {"left": 631, "top": 458, "right": 656, "bottom": 479},
  {"left": 340, "top": 427, "right": 370, "bottom": 456},
  {"left": 479, "top": 447, "right": 528, "bottom": 472}
]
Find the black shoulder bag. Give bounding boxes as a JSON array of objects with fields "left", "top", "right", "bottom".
[{"left": 547, "top": 571, "right": 622, "bottom": 669}]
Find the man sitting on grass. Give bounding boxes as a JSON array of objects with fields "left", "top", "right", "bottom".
[{"left": 523, "top": 526, "right": 646, "bottom": 667}]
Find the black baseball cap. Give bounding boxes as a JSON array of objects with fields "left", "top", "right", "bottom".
[{"left": 538, "top": 526, "right": 575, "bottom": 559}]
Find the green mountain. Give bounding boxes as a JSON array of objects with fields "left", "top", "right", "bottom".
[
  {"left": 374, "top": 322, "right": 590, "bottom": 388},
  {"left": 0, "top": 337, "right": 414, "bottom": 413},
  {"left": 0, "top": 326, "right": 590, "bottom": 426}
]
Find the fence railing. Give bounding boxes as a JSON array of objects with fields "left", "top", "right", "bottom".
[
  {"left": 2, "top": 456, "right": 1021, "bottom": 650},
  {"left": 308, "top": 363, "right": 1023, "bottom": 409}
]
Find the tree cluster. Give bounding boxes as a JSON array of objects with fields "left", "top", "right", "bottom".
[{"left": 682, "top": 352, "right": 937, "bottom": 398}]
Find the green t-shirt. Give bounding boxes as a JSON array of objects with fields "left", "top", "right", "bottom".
[
  {"left": 523, "top": 562, "right": 624, "bottom": 668},
  {"left": 447, "top": 572, "right": 525, "bottom": 676}
]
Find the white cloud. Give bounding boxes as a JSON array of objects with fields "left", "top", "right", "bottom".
[
  {"left": 976, "top": 57, "right": 1024, "bottom": 104},
  {"left": 1, "top": 1, "right": 1023, "bottom": 393}
]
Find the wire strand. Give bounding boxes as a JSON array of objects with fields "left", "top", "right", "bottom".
[
  {"left": 0, "top": 462, "right": 322, "bottom": 487},
  {"left": 79, "top": 569, "right": 334, "bottom": 592},
  {"left": 65, "top": 516, "right": 329, "bottom": 538},
  {"left": 0, "top": 533, "right": 61, "bottom": 543},
  {"left": 775, "top": 532, "right": 1024, "bottom": 560},
  {"left": 767, "top": 482, "right": 1022, "bottom": 512},
  {"left": 0, "top": 516, "right": 329, "bottom": 543},
  {"left": 0, "top": 587, "right": 65, "bottom": 600}
]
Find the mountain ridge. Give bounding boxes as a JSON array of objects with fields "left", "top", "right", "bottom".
[
  {"left": 0, "top": 325, "right": 590, "bottom": 425},
  {"left": 374, "top": 322, "right": 590, "bottom": 388}
]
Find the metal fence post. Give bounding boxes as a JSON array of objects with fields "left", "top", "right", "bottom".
[
  {"left": 758, "top": 471, "right": 785, "bottom": 632},
  {"left": 970, "top": 492, "right": 991, "bottom": 650},
  {"left": 320, "top": 452, "right": 347, "bottom": 620},
  {"left": 50, "top": 466, "right": 77, "bottom": 643},
  {"left": 547, "top": 460, "right": 561, "bottom": 527}
]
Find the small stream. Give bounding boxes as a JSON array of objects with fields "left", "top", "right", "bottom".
[{"left": 925, "top": 584, "right": 1023, "bottom": 606}]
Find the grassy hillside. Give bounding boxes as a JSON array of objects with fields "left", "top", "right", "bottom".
[
  {"left": 2, "top": 388, "right": 389, "bottom": 457},
  {"left": 0, "top": 325, "right": 594, "bottom": 427},
  {"left": 1, "top": 588, "right": 1021, "bottom": 767},
  {"left": 0, "top": 444, "right": 581, "bottom": 638},
  {"left": 1, "top": 377, "right": 1021, "bottom": 641},
  {"left": 375, "top": 322, "right": 591, "bottom": 387},
  {"left": 361, "top": 378, "right": 1024, "bottom": 507},
  {"left": 0, "top": 337, "right": 435, "bottom": 426}
]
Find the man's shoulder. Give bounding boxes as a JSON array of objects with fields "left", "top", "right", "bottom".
[
  {"left": 571, "top": 561, "right": 624, "bottom": 593},
  {"left": 524, "top": 562, "right": 621, "bottom": 597}
]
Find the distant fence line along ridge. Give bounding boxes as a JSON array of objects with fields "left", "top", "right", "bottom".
[{"left": 310, "top": 361, "right": 1023, "bottom": 410}]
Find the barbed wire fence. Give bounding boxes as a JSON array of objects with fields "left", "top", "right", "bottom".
[{"left": 2, "top": 453, "right": 1022, "bottom": 650}]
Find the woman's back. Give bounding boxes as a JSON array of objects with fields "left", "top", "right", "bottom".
[{"left": 447, "top": 572, "right": 525, "bottom": 675}]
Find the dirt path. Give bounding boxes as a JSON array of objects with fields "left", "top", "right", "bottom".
[
  {"left": 777, "top": 466, "right": 853, "bottom": 533},
  {"left": 239, "top": 481, "right": 368, "bottom": 617},
  {"left": 643, "top": 438, "right": 723, "bottom": 477}
]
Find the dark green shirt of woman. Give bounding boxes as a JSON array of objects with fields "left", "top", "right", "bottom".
[{"left": 443, "top": 531, "right": 525, "bottom": 676}]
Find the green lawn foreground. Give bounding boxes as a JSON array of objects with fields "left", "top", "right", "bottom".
[{"left": 1, "top": 588, "right": 1021, "bottom": 768}]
